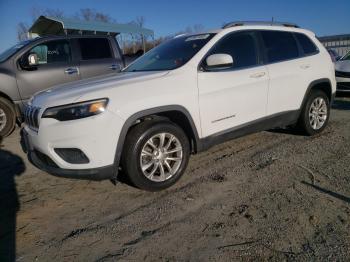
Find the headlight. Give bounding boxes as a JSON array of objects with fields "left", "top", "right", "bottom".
[{"left": 42, "top": 98, "right": 108, "bottom": 121}]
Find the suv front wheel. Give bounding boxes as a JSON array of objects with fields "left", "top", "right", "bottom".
[
  {"left": 122, "top": 120, "right": 190, "bottom": 191},
  {"left": 298, "top": 90, "right": 330, "bottom": 135},
  {"left": 0, "top": 97, "right": 16, "bottom": 138}
]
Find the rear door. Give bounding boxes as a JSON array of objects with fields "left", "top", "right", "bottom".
[
  {"left": 259, "top": 30, "right": 311, "bottom": 115},
  {"left": 76, "top": 37, "right": 122, "bottom": 79},
  {"left": 16, "top": 39, "right": 80, "bottom": 100}
]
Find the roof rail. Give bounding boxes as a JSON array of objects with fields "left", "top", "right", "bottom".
[{"left": 222, "top": 21, "right": 299, "bottom": 29}]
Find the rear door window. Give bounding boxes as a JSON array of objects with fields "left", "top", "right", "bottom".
[
  {"left": 260, "top": 31, "right": 300, "bottom": 63},
  {"left": 294, "top": 33, "right": 318, "bottom": 55},
  {"left": 78, "top": 38, "right": 113, "bottom": 60}
]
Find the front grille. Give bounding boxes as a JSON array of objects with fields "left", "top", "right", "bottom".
[
  {"left": 337, "top": 82, "right": 350, "bottom": 91},
  {"left": 24, "top": 105, "right": 41, "bottom": 130},
  {"left": 335, "top": 70, "right": 350, "bottom": 78}
]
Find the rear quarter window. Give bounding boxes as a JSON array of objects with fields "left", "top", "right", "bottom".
[{"left": 294, "top": 33, "right": 318, "bottom": 55}]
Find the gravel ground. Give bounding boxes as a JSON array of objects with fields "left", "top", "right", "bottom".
[{"left": 1, "top": 97, "right": 350, "bottom": 261}]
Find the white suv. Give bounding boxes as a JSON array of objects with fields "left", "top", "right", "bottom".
[{"left": 22, "top": 22, "right": 336, "bottom": 191}]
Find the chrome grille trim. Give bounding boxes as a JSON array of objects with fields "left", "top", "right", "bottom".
[{"left": 24, "top": 105, "right": 41, "bottom": 130}]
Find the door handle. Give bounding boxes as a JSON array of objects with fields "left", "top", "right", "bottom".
[
  {"left": 300, "top": 64, "right": 311, "bottom": 69},
  {"left": 250, "top": 72, "right": 266, "bottom": 78},
  {"left": 109, "top": 64, "right": 121, "bottom": 71},
  {"left": 64, "top": 67, "right": 79, "bottom": 75}
]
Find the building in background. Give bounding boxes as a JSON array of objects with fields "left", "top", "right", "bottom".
[{"left": 319, "top": 34, "right": 350, "bottom": 57}]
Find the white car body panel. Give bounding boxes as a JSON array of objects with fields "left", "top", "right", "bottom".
[
  {"left": 198, "top": 65, "right": 269, "bottom": 137},
  {"left": 23, "top": 24, "right": 336, "bottom": 174},
  {"left": 266, "top": 43, "right": 334, "bottom": 115}
]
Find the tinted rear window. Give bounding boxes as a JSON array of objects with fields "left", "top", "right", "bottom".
[
  {"left": 261, "top": 31, "right": 299, "bottom": 63},
  {"left": 294, "top": 33, "right": 318, "bottom": 55},
  {"left": 78, "top": 38, "right": 112, "bottom": 60}
]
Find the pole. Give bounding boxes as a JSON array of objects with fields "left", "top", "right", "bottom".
[{"left": 142, "top": 34, "right": 146, "bottom": 53}]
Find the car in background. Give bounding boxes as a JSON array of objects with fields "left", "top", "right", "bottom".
[
  {"left": 327, "top": 49, "right": 341, "bottom": 62},
  {"left": 0, "top": 35, "right": 132, "bottom": 137},
  {"left": 335, "top": 51, "right": 350, "bottom": 93}
]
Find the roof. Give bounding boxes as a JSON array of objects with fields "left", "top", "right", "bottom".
[
  {"left": 29, "top": 16, "right": 154, "bottom": 37},
  {"left": 199, "top": 24, "right": 313, "bottom": 38}
]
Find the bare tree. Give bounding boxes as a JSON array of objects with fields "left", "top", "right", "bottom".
[
  {"left": 16, "top": 8, "right": 65, "bottom": 40},
  {"left": 192, "top": 24, "right": 205, "bottom": 33},
  {"left": 31, "top": 7, "right": 64, "bottom": 22},
  {"left": 135, "top": 16, "right": 145, "bottom": 28},
  {"left": 75, "top": 8, "right": 114, "bottom": 23},
  {"left": 126, "top": 16, "right": 147, "bottom": 53},
  {"left": 176, "top": 24, "right": 205, "bottom": 35},
  {"left": 16, "top": 7, "right": 116, "bottom": 41},
  {"left": 17, "top": 22, "right": 29, "bottom": 41}
]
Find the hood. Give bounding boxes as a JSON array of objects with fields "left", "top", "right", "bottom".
[
  {"left": 31, "top": 71, "right": 169, "bottom": 108},
  {"left": 335, "top": 60, "right": 350, "bottom": 72}
]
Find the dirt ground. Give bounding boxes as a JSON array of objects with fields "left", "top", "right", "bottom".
[{"left": 1, "top": 97, "right": 350, "bottom": 261}]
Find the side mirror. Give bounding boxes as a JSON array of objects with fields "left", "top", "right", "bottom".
[
  {"left": 205, "top": 54, "right": 233, "bottom": 70},
  {"left": 28, "top": 53, "right": 39, "bottom": 66}
]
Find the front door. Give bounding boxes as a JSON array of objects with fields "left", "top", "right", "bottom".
[
  {"left": 198, "top": 31, "right": 269, "bottom": 137},
  {"left": 16, "top": 39, "right": 80, "bottom": 101}
]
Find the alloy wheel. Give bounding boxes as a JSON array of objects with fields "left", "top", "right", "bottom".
[
  {"left": 140, "top": 132, "right": 183, "bottom": 182},
  {"left": 309, "top": 97, "right": 328, "bottom": 130},
  {"left": 0, "top": 108, "right": 7, "bottom": 132}
]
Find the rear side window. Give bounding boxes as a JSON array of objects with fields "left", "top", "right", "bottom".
[
  {"left": 294, "top": 33, "right": 318, "bottom": 55},
  {"left": 260, "top": 31, "right": 299, "bottom": 63},
  {"left": 208, "top": 31, "right": 258, "bottom": 69},
  {"left": 78, "top": 38, "right": 112, "bottom": 60}
]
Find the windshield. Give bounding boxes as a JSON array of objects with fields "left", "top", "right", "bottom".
[
  {"left": 125, "top": 33, "right": 215, "bottom": 72},
  {"left": 341, "top": 51, "right": 350, "bottom": 61},
  {"left": 0, "top": 39, "right": 34, "bottom": 63}
]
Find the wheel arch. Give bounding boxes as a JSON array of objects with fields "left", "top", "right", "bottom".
[
  {"left": 0, "top": 91, "right": 23, "bottom": 121},
  {"left": 301, "top": 78, "right": 334, "bottom": 110},
  {"left": 114, "top": 105, "right": 201, "bottom": 172},
  {"left": 0, "top": 91, "right": 14, "bottom": 104}
]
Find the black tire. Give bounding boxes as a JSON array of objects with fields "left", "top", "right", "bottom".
[
  {"left": 297, "top": 90, "right": 330, "bottom": 136},
  {"left": 0, "top": 97, "right": 16, "bottom": 138},
  {"left": 122, "top": 120, "right": 190, "bottom": 191}
]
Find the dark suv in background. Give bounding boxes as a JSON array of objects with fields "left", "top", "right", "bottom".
[{"left": 0, "top": 35, "right": 127, "bottom": 137}]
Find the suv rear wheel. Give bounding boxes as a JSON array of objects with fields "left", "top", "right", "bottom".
[
  {"left": 122, "top": 120, "right": 190, "bottom": 191},
  {"left": 0, "top": 97, "right": 16, "bottom": 138},
  {"left": 298, "top": 90, "right": 330, "bottom": 135}
]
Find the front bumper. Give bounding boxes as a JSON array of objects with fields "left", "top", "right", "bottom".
[
  {"left": 20, "top": 109, "right": 124, "bottom": 180},
  {"left": 21, "top": 128, "right": 116, "bottom": 180}
]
